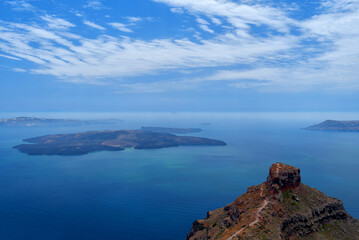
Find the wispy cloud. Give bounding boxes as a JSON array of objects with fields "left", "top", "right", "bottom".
[
  {"left": 153, "top": 0, "right": 296, "bottom": 33},
  {"left": 0, "top": 0, "right": 359, "bottom": 93},
  {"left": 109, "top": 17, "right": 153, "bottom": 33},
  {"left": 211, "top": 17, "right": 221, "bottom": 25},
  {"left": 83, "top": 0, "right": 105, "bottom": 10},
  {"left": 199, "top": 24, "right": 214, "bottom": 33},
  {"left": 6, "top": 0, "right": 34, "bottom": 11},
  {"left": 196, "top": 18, "right": 210, "bottom": 25},
  {"left": 12, "top": 67, "right": 26, "bottom": 72},
  {"left": 117, "top": 79, "right": 197, "bottom": 93},
  {"left": 83, "top": 20, "right": 105, "bottom": 30},
  {"left": 0, "top": 19, "right": 297, "bottom": 80},
  {"left": 196, "top": 18, "right": 214, "bottom": 33},
  {"left": 41, "top": 15, "right": 75, "bottom": 30},
  {"left": 125, "top": 17, "right": 143, "bottom": 23},
  {"left": 0, "top": 53, "right": 21, "bottom": 60},
  {"left": 109, "top": 22, "right": 132, "bottom": 33},
  {"left": 170, "top": 8, "right": 184, "bottom": 14}
]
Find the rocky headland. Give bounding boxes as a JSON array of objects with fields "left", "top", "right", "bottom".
[
  {"left": 305, "top": 120, "right": 359, "bottom": 131},
  {"left": 13, "top": 130, "right": 226, "bottom": 156},
  {"left": 187, "top": 163, "right": 359, "bottom": 240}
]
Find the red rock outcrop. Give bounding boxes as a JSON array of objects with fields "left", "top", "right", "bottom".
[
  {"left": 187, "top": 163, "right": 359, "bottom": 240},
  {"left": 267, "top": 163, "right": 301, "bottom": 201}
]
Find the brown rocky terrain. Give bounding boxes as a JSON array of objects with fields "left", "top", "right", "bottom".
[{"left": 187, "top": 163, "right": 359, "bottom": 240}]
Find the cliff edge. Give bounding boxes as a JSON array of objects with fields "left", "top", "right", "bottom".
[{"left": 187, "top": 163, "right": 359, "bottom": 240}]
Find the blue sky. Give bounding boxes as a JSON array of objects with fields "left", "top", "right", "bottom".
[{"left": 1, "top": 0, "right": 359, "bottom": 112}]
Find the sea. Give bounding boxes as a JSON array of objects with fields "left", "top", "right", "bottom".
[{"left": 1, "top": 112, "right": 359, "bottom": 240}]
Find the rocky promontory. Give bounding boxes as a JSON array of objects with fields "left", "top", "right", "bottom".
[
  {"left": 187, "top": 163, "right": 359, "bottom": 240},
  {"left": 13, "top": 129, "right": 226, "bottom": 156}
]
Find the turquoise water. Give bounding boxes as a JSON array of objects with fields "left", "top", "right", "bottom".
[{"left": 1, "top": 112, "right": 359, "bottom": 240}]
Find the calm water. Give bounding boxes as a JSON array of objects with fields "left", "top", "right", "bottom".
[{"left": 1, "top": 112, "right": 359, "bottom": 240}]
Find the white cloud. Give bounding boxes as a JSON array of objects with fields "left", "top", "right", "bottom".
[
  {"left": 83, "top": 20, "right": 105, "bottom": 30},
  {"left": 109, "top": 22, "right": 132, "bottom": 33},
  {"left": 170, "top": 8, "right": 184, "bottom": 14},
  {"left": 321, "top": 0, "right": 359, "bottom": 12},
  {"left": 211, "top": 17, "right": 221, "bottom": 25},
  {"left": 12, "top": 67, "right": 26, "bottom": 72},
  {"left": 196, "top": 18, "right": 210, "bottom": 25},
  {"left": 0, "top": 18, "right": 296, "bottom": 80},
  {"left": 117, "top": 80, "right": 196, "bottom": 93},
  {"left": 1, "top": 0, "right": 359, "bottom": 93},
  {"left": 41, "top": 15, "right": 75, "bottom": 30},
  {"left": 0, "top": 53, "right": 21, "bottom": 60},
  {"left": 196, "top": 18, "right": 214, "bottom": 33},
  {"left": 6, "top": 0, "right": 34, "bottom": 11},
  {"left": 83, "top": 0, "right": 105, "bottom": 10},
  {"left": 125, "top": 17, "right": 142, "bottom": 23},
  {"left": 153, "top": 0, "right": 296, "bottom": 33},
  {"left": 199, "top": 24, "right": 214, "bottom": 33}
]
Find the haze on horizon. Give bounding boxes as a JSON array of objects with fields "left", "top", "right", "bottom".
[{"left": 1, "top": 0, "right": 359, "bottom": 112}]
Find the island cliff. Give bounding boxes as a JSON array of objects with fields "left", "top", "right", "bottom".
[{"left": 187, "top": 163, "right": 359, "bottom": 240}]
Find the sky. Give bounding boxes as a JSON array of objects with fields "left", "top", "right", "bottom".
[{"left": 1, "top": 0, "right": 359, "bottom": 112}]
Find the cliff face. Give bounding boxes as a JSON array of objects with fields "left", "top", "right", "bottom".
[{"left": 187, "top": 163, "right": 359, "bottom": 240}]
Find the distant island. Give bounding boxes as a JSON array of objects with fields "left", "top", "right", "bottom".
[
  {"left": 0, "top": 117, "right": 121, "bottom": 127},
  {"left": 140, "top": 127, "right": 201, "bottom": 134},
  {"left": 187, "top": 163, "right": 359, "bottom": 240},
  {"left": 13, "top": 129, "right": 226, "bottom": 156},
  {"left": 305, "top": 120, "right": 359, "bottom": 131}
]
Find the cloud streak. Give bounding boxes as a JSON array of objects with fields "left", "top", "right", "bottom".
[
  {"left": 0, "top": 0, "right": 359, "bottom": 93},
  {"left": 6, "top": 0, "right": 34, "bottom": 11},
  {"left": 0, "top": 53, "right": 21, "bottom": 60},
  {"left": 83, "top": 20, "right": 105, "bottom": 30},
  {"left": 109, "top": 22, "right": 133, "bottom": 33},
  {"left": 83, "top": 0, "right": 105, "bottom": 10},
  {"left": 41, "top": 15, "right": 75, "bottom": 30}
]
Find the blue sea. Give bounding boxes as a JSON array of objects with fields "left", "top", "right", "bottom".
[{"left": 1, "top": 112, "right": 359, "bottom": 240}]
